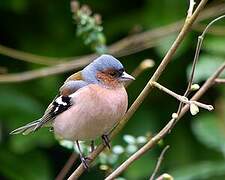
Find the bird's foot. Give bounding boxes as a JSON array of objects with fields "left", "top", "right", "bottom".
[
  {"left": 80, "top": 156, "right": 92, "bottom": 169},
  {"left": 101, "top": 134, "right": 111, "bottom": 149}
]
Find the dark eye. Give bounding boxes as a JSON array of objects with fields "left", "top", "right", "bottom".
[{"left": 118, "top": 68, "right": 124, "bottom": 75}]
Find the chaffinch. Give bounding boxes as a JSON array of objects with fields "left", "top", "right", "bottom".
[{"left": 10, "top": 54, "right": 135, "bottom": 168}]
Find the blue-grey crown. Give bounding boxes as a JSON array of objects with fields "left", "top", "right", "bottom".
[{"left": 81, "top": 54, "right": 124, "bottom": 84}]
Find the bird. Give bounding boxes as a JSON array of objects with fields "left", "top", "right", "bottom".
[{"left": 10, "top": 54, "right": 135, "bottom": 168}]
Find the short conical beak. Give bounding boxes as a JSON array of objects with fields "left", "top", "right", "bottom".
[{"left": 120, "top": 72, "right": 135, "bottom": 81}]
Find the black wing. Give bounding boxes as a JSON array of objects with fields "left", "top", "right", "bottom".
[{"left": 33, "top": 95, "right": 73, "bottom": 131}]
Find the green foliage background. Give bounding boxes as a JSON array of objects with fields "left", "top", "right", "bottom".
[{"left": 0, "top": 0, "right": 225, "bottom": 179}]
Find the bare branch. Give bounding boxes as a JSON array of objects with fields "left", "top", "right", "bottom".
[
  {"left": 55, "top": 153, "right": 78, "bottom": 180},
  {"left": 175, "top": 13, "right": 225, "bottom": 119},
  {"left": 149, "top": 145, "right": 170, "bottom": 180},
  {"left": 215, "top": 78, "right": 225, "bottom": 84},
  {"left": 1, "top": 3, "right": 224, "bottom": 83},
  {"left": 187, "top": 0, "right": 196, "bottom": 18},
  {"left": 151, "top": 81, "right": 213, "bottom": 112},
  {"left": 104, "top": 62, "right": 225, "bottom": 180},
  {"left": 68, "top": 0, "right": 209, "bottom": 179},
  {"left": 0, "top": 44, "right": 63, "bottom": 65},
  {"left": 0, "top": 54, "right": 96, "bottom": 83},
  {"left": 201, "top": 14, "right": 225, "bottom": 38},
  {"left": 131, "top": 59, "right": 155, "bottom": 78},
  {"left": 193, "top": 23, "right": 225, "bottom": 36}
]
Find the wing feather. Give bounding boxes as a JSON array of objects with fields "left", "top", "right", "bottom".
[{"left": 10, "top": 71, "right": 89, "bottom": 135}]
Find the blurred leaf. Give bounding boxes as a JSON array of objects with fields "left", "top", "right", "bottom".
[
  {"left": 192, "top": 114, "right": 225, "bottom": 155},
  {"left": 0, "top": 87, "right": 55, "bottom": 153},
  {"left": 0, "top": 149, "right": 52, "bottom": 180},
  {"left": 59, "top": 139, "right": 74, "bottom": 150},
  {"left": 124, "top": 152, "right": 155, "bottom": 179},
  {"left": 187, "top": 55, "right": 225, "bottom": 82},
  {"left": 171, "top": 161, "right": 225, "bottom": 180},
  {"left": 203, "top": 36, "right": 225, "bottom": 56},
  {"left": 0, "top": 88, "right": 42, "bottom": 121},
  {"left": 123, "top": 134, "right": 136, "bottom": 144},
  {"left": 156, "top": 33, "right": 191, "bottom": 58},
  {"left": 112, "top": 145, "right": 125, "bottom": 155},
  {"left": 136, "top": 136, "right": 147, "bottom": 144},
  {"left": 9, "top": 131, "right": 55, "bottom": 154},
  {"left": 126, "top": 144, "right": 138, "bottom": 154},
  {"left": 36, "top": 76, "right": 60, "bottom": 102},
  {"left": 72, "top": 2, "right": 107, "bottom": 54},
  {"left": 144, "top": 0, "right": 187, "bottom": 27}
]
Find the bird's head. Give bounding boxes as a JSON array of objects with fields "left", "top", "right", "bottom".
[{"left": 82, "top": 54, "right": 135, "bottom": 87}]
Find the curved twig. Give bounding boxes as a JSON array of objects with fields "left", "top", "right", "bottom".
[
  {"left": 149, "top": 145, "right": 170, "bottom": 180},
  {"left": 0, "top": 44, "right": 63, "bottom": 65}
]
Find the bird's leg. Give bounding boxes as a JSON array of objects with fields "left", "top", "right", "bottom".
[
  {"left": 90, "top": 140, "right": 95, "bottom": 153},
  {"left": 101, "top": 134, "right": 111, "bottom": 149},
  {"left": 75, "top": 140, "right": 91, "bottom": 169}
]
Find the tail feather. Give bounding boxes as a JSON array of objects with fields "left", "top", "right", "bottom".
[{"left": 10, "top": 120, "right": 41, "bottom": 135}]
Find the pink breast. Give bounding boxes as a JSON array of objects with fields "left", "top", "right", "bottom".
[{"left": 53, "top": 84, "right": 128, "bottom": 141}]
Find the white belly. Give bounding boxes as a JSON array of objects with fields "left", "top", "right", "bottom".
[{"left": 53, "top": 84, "right": 128, "bottom": 141}]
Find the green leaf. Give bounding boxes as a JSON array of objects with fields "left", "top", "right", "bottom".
[
  {"left": 9, "top": 131, "right": 55, "bottom": 154},
  {"left": 0, "top": 88, "right": 55, "bottom": 153},
  {"left": 0, "top": 88, "right": 43, "bottom": 122},
  {"left": 170, "top": 161, "right": 225, "bottom": 180},
  {"left": 191, "top": 114, "right": 225, "bottom": 155},
  {"left": 126, "top": 144, "right": 138, "bottom": 154},
  {"left": 112, "top": 145, "right": 125, "bottom": 155},
  {"left": 124, "top": 153, "right": 155, "bottom": 179},
  {"left": 187, "top": 55, "right": 225, "bottom": 83},
  {"left": 203, "top": 36, "right": 225, "bottom": 56},
  {"left": 0, "top": 86, "right": 43, "bottom": 134},
  {"left": 123, "top": 134, "right": 136, "bottom": 144},
  {"left": 0, "top": 149, "right": 52, "bottom": 180}
]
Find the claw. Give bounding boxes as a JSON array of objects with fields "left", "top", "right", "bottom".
[
  {"left": 101, "top": 134, "right": 111, "bottom": 149},
  {"left": 80, "top": 156, "right": 91, "bottom": 169},
  {"left": 75, "top": 140, "right": 92, "bottom": 170}
]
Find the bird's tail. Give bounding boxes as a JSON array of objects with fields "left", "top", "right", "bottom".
[{"left": 10, "top": 119, "right": 42, "bottom": 135}]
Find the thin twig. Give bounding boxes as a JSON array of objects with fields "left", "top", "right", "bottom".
[
  {"left": 55, "top": 153, "right": 78, "bottom": 180},
  {"left": 187, "top": 0, "right": 196, "bottom": 18},
  {"left": 151, "top": 81, "right": 213, "bottom": 111},
  {"left": 68, "top": 1, "right": 209, "bottom": 179},
  {"left": 1, "top": 3, "right": 224, "bottom": 83},
  {"left": 131, "top": 59, "right": 155, "bottom": 78},
  {"left": 214, "top": 78, "right": 225, "bottom": 84},
  {"left": 104, "top": 11, "right": 225, "bottom": 180},
  {"left": 0, "top": 54, "right": 97, "bottom": 83},
  {"left": 105, "top": 62, "right": 225, "bottom": 180},
  {"left": 201, "top": 14, "right": 225, "bottom": 38},
  {"left": 0, "top": 44, "right": 63, "bottom": 65},
  {"left": 175, "top": 14, "right": 225, "bottom": 120},
  {"left": 149, "top": 145, "right": 170, "bottom": 180},
  {"left": 193, "top": 24, "right": 225, "bottom": 36}
]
